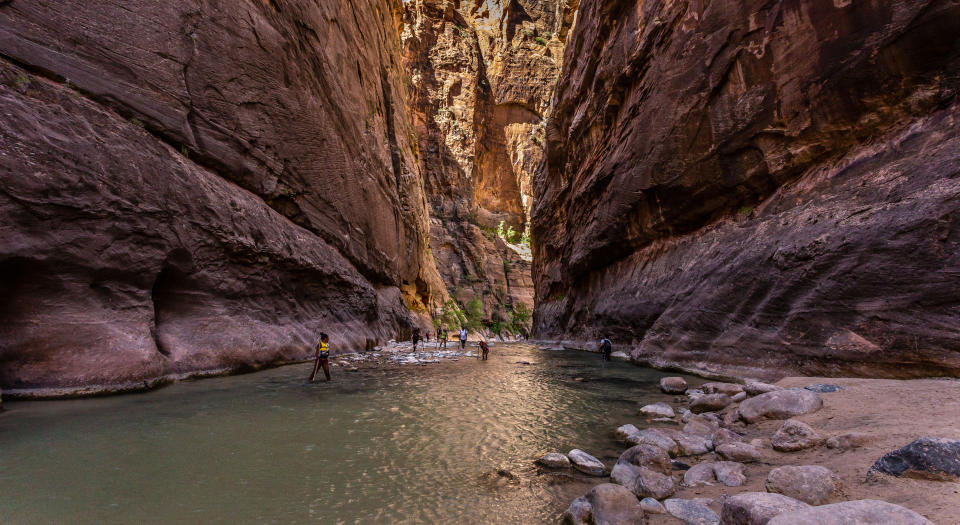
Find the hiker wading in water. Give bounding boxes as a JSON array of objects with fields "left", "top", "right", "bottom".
[
  {"left": 479, "top": 340, "right": 490, "bottom": 360},
  {"left": 309, "top": 333, "right": 331, "bottom": 381},
  {"left": 459, "top": 327, "right": 468, "bottom": 350},
  {"left": 412, "top": 326, "right": 421, "bottom": 351},
  {"left": 599, "top": 336, "right": 613, "bottom": 361}
]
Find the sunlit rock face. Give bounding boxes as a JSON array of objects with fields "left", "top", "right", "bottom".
[
  {"left": 402, "top": 0, "right": 575, "bottom": 324},
  {"left": 0, "top": 0, "right": 446, "bottom": 393},
  {"left": 533, "top": 0, "right": 960, "bottom": 378}
]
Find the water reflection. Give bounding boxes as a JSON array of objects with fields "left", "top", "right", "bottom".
[{"left": 0, "top": 344, "right": 693, "bottom": 524}]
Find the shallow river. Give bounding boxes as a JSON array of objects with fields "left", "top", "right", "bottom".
[{"left": 0, "top": 344, "right": 692, "bottom": 524}]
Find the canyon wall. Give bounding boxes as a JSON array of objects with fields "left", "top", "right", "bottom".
[
  {"left": 0, "top": 0, "right": 445, "bottom": 394},
  {"left": 534, "top": 0, "right": 960, "bottom": 378},
  {"left": 402, "top": 0, "right": 575, "bottom": 327}
]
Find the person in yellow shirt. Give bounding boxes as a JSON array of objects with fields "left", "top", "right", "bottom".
[{"left": 309, "top": 333, "right": 331, "bottom": 382}]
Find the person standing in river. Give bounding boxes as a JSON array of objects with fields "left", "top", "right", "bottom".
[
  {"left": 479, "top": 340, "right": 489, "bottom": 360},
  {"left": 439, "top": 327, "right": 448, "bottom": 349},
  {"left": 599, "top": 336, "right": 613, "bottom": 361},
  {"left": 309, "top": 333, "right": 331, "bottom": 382},
  {"left": 459, "top": 327, "right": 468, "bottom": 350},
  {"left": 412, "top": 326, "right": 421, "bottom": 351}
]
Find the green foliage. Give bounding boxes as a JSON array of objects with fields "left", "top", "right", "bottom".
[
  {"left": 180, "top": 145, "right": 190, "bottom": 158},
  {"left": 129, "top": 117, "right": 145, "bottom": 128},
  {"left": 531, "top": 135, "right": 542, "bottom": 146},
  {"left": 543, "top": 31, "right": 552, "bottom": 39},
  {"left": 14, "top": 74, "right": 30, "bottom": 91},
  {"left": 522, "top": 29, "right": 533, "bottom": 38},
  {"left": 507, "top": 303, "right": 531, "bottom": 334},
  {"left": 535, "top": 36, "right": 546, "bottom": 45},
  {"left": 437, "top": 299, "right": 466, "bottom": 330},
  {"left": 496, "top": 220, "right": 522, "bottom": 244},
  {"left": 737, "top": 205, "right": 755, "bottom": 216},
  {"left": 464, "top": 297, "right": 484, "bottom": 331}
]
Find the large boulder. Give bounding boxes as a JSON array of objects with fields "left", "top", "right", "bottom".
[
  {"left": 690, "top": 394, "right": 734, "bottom": 414},
  {"left": 564, "top": 483, "right": 645, "bottom": 525},
  {"left": 869, "top": 437, "right": 960, "bottom": 480},
  {"left": 720, "top": 492, "right": 810, "bottom": 525},
  {"left": 567, "top": 449, "right": 606, "bottom": 476},
  {"left": 765, "top": 465, "right": 842, "bottom": 505},
  {"left": 739, "top": 390, "right": 823, "bottom": 423},
  {"left": 661, "top": 377, "right": 688, "bottom": 394},
  {"left": 663, "top": 498, "right": 720, "bottom": 525},
  {"left": 767, "top": 500, "right": 934, "bottom": 525},
  {"left": 771, "top": 419, "right": 824, "bottom": 452}
]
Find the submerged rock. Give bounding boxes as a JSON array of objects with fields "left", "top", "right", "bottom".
[
  {"left": 767, "top": 500, "right": 934, "bottom": 525},
  {"left": 663, "top": 498, "right": 720, "bottom": 525},
  {"left": 804, "top": 384, "right": 844, "bottom": 393},
  {"left": 869, "top": 437, "right": 960, "bottom": 480},
  {"left": 536, "top": 452, "right": 571, "bottom": 469},
  {"left": 567, "top": 449, "right": 606, "bottom": 476},
  {"left": 765, "top": 465, "right": 841, "bottom": 505},
  {"left": 771, "top": 419, "right": 823, "bottom": 452},
  {"left": 720, "top": 492, "right": 809, "bottom": 525},
  {"left": 660, "top": 377, "right": 688, "bottom": 394},
  {"left": 739, "top": 390, "right": 823, "bottom": 423}
]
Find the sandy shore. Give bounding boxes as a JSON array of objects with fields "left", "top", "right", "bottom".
[{"left": 645, "top": 376, "right": 960, "bottom": 524}]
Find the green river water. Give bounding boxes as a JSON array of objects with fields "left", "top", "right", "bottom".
[{"left": 0, "top": 344, "right": 693, "bottom": 524}]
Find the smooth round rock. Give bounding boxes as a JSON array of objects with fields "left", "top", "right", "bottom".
[
  {"left": 564, "top": 483, "right": 645, "bottom": 525},
  {"left": 739, "top": 389, "right": 823, "bottom": 423},
  {"left": 716, "top": 442, "right": 763, "bottom": 463},
  {"left": 690, "top": 393, "right": 733, "bottom": 414},
  {"left": 701, "top": 382, "right": 745, "bottom": 396},
  {"left": 664, "top": 498, "right": 720, "bottom": 525},
  {"left": 713, "top": 461, "right": 747, "bottom": 487},
  {"left": 640, "top": 497, "right": 665, "bottom": 514},
  {"left": 537, "top": 452, "right": 571, "bottom": 468},
  {"left": 664, "top": 429, "right": 713, "bottom": 456},
  {"left": 617, "top": 444, "right": 672, "bottom": 475},
  {"left": 640, "top": 402, "right": 676, "bottom": 418},
  {"left": 660, "top": 376, "right": 688, "bottom": 394},
  {"left": 826, "top": 432, "right": 870, "bottom": 450},
  {"left": 765, "top": 465, "right": 841, "bottom": 505},
  {"left": 611, "top": 462, "right": 676, "bottom": 500},
  {"left": 626, "top": 428, "right": 679, "bottom": 456},
  {"left": 713, "top": 427, "right": 744, "bottom": 447},
  {"left": 744, "top": 380, "right": 783, "bottom": 396},
  {"left": 568, "top": 449, "right": 606, "bottom": 476},
  {"left": 684, "top": 414, "right": 721, "bottom": 438},
  {"left": 615, "top": 423, "right": 641, "bottom": 441},
  {"left": 721, "top": 492, "right": 810, "bottom": 525},
  {"left": 771, "top": 419, "right": 823, "bottom": 452},
  {"left": 683, "top": 462, "right": 717, "bottom": 487},
  {"left": 767, "top": 500, "right": 934, "bottom": 525}
]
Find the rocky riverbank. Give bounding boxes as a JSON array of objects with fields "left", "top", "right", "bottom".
[{"left": 540, "top": 374, "right": 960, "bottom": 524}]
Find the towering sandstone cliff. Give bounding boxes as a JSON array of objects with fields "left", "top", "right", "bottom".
[
  {"left": 0, "top": 0, "right": 445, "bottom": 394},
  {"left": 535, "top": 0, "right": 960, "bottom": 378},
  {"left": 401, "top": 0, "right": 576, "bottom": 326}
]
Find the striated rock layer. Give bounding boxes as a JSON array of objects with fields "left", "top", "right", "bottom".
[
  {"left": 533, "top": 0, "right": 960, "bottom": 378},
  {"left": 0, "top": 0, "right": 445, "bottom": 395},
  {"left": 401, "top": 0, "right": 574, "bottom": 325}
]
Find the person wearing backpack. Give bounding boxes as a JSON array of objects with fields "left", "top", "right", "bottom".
[
  {"left": 309, "top": 333, "right": 332, "bottom": 381},
  {"left": 459, "top": 327, "right": 468, "bottom": 350},
  {"left": 599, "top": 337, "right": 613, "bottom": 361}
]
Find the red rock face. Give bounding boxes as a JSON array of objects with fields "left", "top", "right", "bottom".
[
  {"left": 534, "top": 0, "right": 960, "bottom": 378},
  {"left": 0, "top": 0, "right": 445, "bottom": 394}
]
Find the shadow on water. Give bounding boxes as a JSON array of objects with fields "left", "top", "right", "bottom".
[{"left": 0, "top": 344, "right": 700, "bottom": 524}]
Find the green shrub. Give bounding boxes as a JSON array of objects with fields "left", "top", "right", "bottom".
[{"left": 535, "top": 37, "right": 546, "bottom": 45}]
